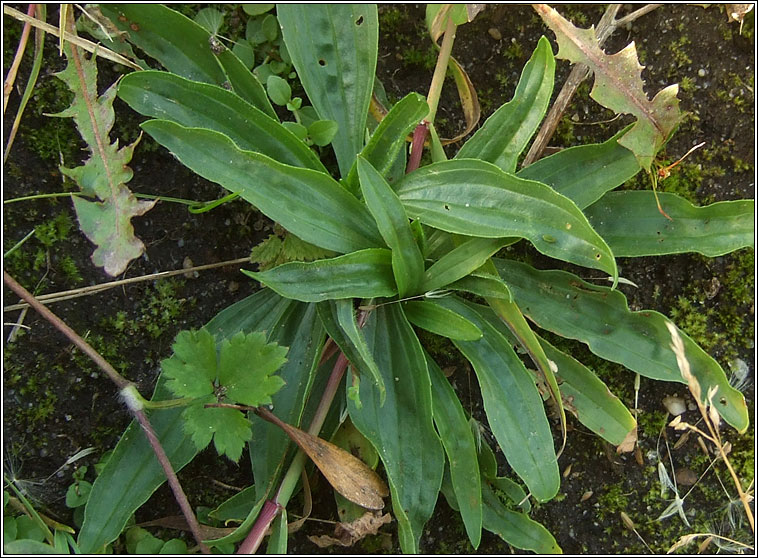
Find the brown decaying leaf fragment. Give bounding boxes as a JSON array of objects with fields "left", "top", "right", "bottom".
[
  {"left": 308, "top": 511, "right": 392, "bottom": 548},
  {"left": 616, "top": 425, "right": 637, "bottom": 454},
  {"left": 268, "top": 414, "right": 389, "bottom": 510},
  {"left": 725, "top": 4, "right": 754, "bottom": 33}
]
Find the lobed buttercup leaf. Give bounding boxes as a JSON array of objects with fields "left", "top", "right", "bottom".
[
  {"left": 160, "top": 328, "right": 288, "bottom": 461},
  {"left": 218, "top": 332, "right": 288, "bottom": 407},
  {"left": 181, "top": 397, "right": 252, "bottom": 463},
  {"left": 161, "top": 329, "right": 217, "bottom": 399}
]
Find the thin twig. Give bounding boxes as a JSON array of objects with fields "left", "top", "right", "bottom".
[
  {"left": 522, "top": 3, "right": 663, "bottom": 167},
  {"left": 2, "top": 271, "right": 211, "bottom": 553},
  {"left": 3, "top": 257, "right": 250, "bottom": 312}
]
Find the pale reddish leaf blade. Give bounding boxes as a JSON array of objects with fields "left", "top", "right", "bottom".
[{"left": 534, "top": 4, "right": 682, "bottom": 170}]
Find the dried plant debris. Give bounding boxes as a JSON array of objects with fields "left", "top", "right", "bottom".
[{"left": 308, "top": 511, "right": 392, "bottom": 548}]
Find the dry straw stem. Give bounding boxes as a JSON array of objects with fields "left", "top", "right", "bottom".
[
  {"left": 665, "top": 321, "right": 754, "bottom": 533},
  {"left": 667, "top": 532, "right": 754, "bottom": 554},
  {"left": 3, "top": 3, "right": 35, "bottom": 114},
  {"left": 3, "top": 257, "right": 250, "bottom": 312},
  {"left": 3, "top": 5, "right": 141, "bottom": 70}
]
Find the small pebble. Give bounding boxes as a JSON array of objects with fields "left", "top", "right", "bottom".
[
  {"left": 675, "top": 468, "right": 698, "bottom": 486},
  {"left": 698, "top": 68, "right": 707, "bottom": 77},
  {"left": 488, "top": 27, "right": 502, "bottom": 41},
  {"left": 663, "top": 395, "right": 687, "bottom": 416}
]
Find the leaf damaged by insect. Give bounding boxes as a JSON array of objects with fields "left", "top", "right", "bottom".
[
  {"left": 52, "top": 40, "right": 154, "bottom": 276},
  {"left": 534, "top": 4, "right": 683, "bottom": 171}
]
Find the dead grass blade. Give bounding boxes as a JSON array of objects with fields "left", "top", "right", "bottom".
[{"left": 3, "top": 5, "right": 141, "bottom": 70}]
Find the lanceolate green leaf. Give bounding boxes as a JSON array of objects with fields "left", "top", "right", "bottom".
[
  {"left": 456, "top": 36, "right": 555, "bottom": 173},
  {"left": 98, "top": 4, "right": 275, "bottom": 118},
  {"left": 118, "top": 71, "right": 326, "bottom": 172},
  {"left": 78, "top": 289, "right": 296, "bottom": 552},
  {"left": 278, "top": 4, "right": 378, "bottom": 176},
  {"left": 447, "top": 273, "right": 513, "bottom": 302},
  {"left": 493, "top": 258, "right": 749, "bottom": 432},
  {"left": 435, "top": 296, "right": 560, "bottom": 502},
  {"left": 474, "top": 307, "right": 636, "bottom": 445},
  {"left": 427, "top": 355, "right": 482, "bottom": 548},
  {"left": 348, "top": 306, "right": 444, "bottom": 553},
  {"left": 480, "top": 483, "right": 561, "bottom": 554},
  {"left": 484, "top": 292, "right": 567, "bottom": 456},
  {"left": 538, "top": 335, "right": 636, "bottom": 446},
  {"left": 396, "top": 159, "right": 618, "bottom": 280},
  {"left": 346, "top": 93, "right": 429, "bottom": 191},
  {"left": 404, "top": 300, "right": 483, "bottom": 341},
  {"left": 357, "top": 157, "right": 425, "bottom": 297},
  {"left": 243, "top": 249, "right": 396, "bottom": 302},
  {"left": 316, "top": 300, "right": 386, "bottom": 404},
  {"left": 140, "top": 120, "right": 383, "bottom": 254},
  {"left": 421, "top": 237, "right": 508, "bottom": 293},
  {"left": 517, "top": 127, "right": 641, "bottom": 209},
  {"left": 441, "top": 468, "right": 560, "bottom": 553},
  {"left": 585, "top": 191, "right": 755, "bottom": 257}
]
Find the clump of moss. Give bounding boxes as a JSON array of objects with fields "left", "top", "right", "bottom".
[{"left": 3, "top": 210, "right": 84, "bottom": 292}]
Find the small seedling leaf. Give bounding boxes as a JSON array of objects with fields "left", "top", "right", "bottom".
[
  {"left": 194, "top": 8, "right": 224, "bottom": 35},
  {"left": 243, "top": 4, "right": 274, "bottom": 16},
  {"left": 308, "top": 120, "right": 339, "bottom": 147},
  {"left": 267, "top": 75, "right": 292, "bottom": 106}
]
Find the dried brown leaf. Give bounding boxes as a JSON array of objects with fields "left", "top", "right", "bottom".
[
  {"left": 308, "top": 512, "right": 392, "bottom": 548},
  {"left": 276, "top": 420, "right": 389, "bottom": 510},
  {"left": 616, "top": 425, "right": 637, "bottom": 453}
]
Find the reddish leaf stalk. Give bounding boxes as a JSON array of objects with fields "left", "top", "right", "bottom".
[
  {"left": 3, "top": 271, "right": 210, "bottom": 553},
  {"left": 406, "top": 121, "right": 429, "bottom": 174},
  {"left": 237, "top": 311, "right": 370, "bottom": 553},
  {"left": 133, "top": 410, "right": 211, "bottom": 554},
  {"left": 236, "top": 499, "right": 283, "bottom": 554}
]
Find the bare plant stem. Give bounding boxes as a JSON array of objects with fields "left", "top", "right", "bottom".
[
  {"left": 426, "top": 15, "right": 458, "bottom": 125},
  {"left": 3, "top": 271, "right": 211, "bottom": 553},
  {"left": 407, "top": 14, "right": 458, "bottom": 173}
]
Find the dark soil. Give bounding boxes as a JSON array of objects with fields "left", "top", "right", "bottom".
[{"left": 3, "top": 4, "right": 755, "bottom": 555}]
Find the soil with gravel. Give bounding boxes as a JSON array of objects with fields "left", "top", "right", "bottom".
[{"left": 3, "top": 4, "right": 754, "bottom": 555}]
